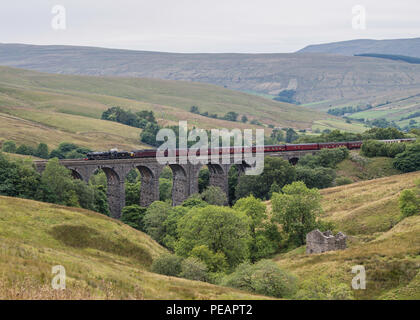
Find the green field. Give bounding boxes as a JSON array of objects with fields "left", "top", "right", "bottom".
[{"left": 0, "top": 66, "right": 367, "bottom": 151}]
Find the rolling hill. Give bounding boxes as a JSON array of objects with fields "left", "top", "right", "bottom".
[
  {"left": 0, "top": 66, "right": 357, "bottom": 151},
  {"left": 0, "top": 196, "right": 267, "bottom": 300},
  {"left": 298, "top": 37, "right": 420, "bottom": 58},
  {"left": 2, "top": 44, "right": 420, "bottom": 104},
  {"left": 274, "top": 171, "right": 420, "bottom": 300}
]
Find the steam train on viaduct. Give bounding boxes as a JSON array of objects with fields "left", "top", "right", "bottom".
[{"left": 85, "top": 138, "right": 415, "bottom": 160}]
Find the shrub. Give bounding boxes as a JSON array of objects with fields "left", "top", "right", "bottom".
[
  {"left": 294, "top": 275, "right": 353, "bottom": 300},
  {"left": 151, "top": 254, "right": 183, "bottom": 277},
  {"left": 335, "top": 176, "right": 353, "bottom": 186},
  {"left": 222, "top": 260, "right": 298, "bottom": 298},
  {"left": 399, "top": 189, "right": 419, "bottom": 218},
  {"left": 180, "top": 257, "right": 208, "bottom": 282}
]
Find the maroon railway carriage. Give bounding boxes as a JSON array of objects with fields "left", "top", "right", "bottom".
[{"left": 86, "top": 139, "right": 415, "bottom": 160}]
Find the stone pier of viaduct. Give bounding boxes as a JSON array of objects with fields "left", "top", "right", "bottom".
[{"left": 33, "top": 150, "right": 317, "bottom": 219}]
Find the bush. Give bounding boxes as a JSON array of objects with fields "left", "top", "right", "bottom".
[
  {"left": 399, "top": 189, "right": 419, "bottom": 218},
  {"left": 222, "top": 260, "right": 297, "bottom": 298},
  {"left": 180, "top": 257, "right": 208, "bottom": 282},
  {"left": 294, "top": 275, "right": 353, "bottom": 300},
  {"left": 151, "top": 254, "right": 183, "bottom": 277},
  {"left": 335, "top": 176, "right": 353, "bottom": 186}
]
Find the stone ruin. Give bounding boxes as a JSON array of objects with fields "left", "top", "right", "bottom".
[{"left": 306, "top": 229, "right": 347, "bottom": 254}]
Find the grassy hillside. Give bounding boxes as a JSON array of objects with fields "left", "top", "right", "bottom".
[
  {"left": 3, "top": 44, "right": 420, "bottom": 104},
  {"left": 0, "top": 66, "right": 351, "bottom": 151},
  {"left": 302, "top": 89, "right": 420, "bottom": 129},
  {"left": 0, "top": 196, "right": 267, "bottom": 300},
  {"left": 273, "top": 171, "right": 420, "bottom": 300},
  {"left": 335, "top": 151, "right": 401, "bottom": 183}
]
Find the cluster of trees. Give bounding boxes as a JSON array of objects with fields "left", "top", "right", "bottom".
[
  {"left": 273, "top": 90, "right": 298, "bottom": 104},
  {"left": 1, "top": 141, "right": 91, "bottom": 160},
  {"left": 361, "top": 140, "right": 406, "bottom": 158},
  {"left": 327, "top": 104, "right": 372, "bottom": 116},
  {"left": 102, "top": 107, "right": 156, "bottom": 129},
  {"left": 0, "top": 155, "right": 109, "bottom": 215},
  {"left": 360, "top": 138, "right": 420, "bottom": 173},
  {"left": 190, "top": 106, "right": 247, "bottom": 123},
  {"left": 298, "top": 127, "right": 406, "bottom": 144},
  {"left": 400, "top": 111, "right": 420, "bottom": 121},
  {"left": 233, "top": 150, "right": 349, "bottom": 202},
  {"left": 145, "top": 181, "right": 332, "bottom": 298}
]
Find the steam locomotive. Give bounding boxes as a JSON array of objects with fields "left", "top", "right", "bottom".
[{"left": 85, "top": 138, "right": 416, "bottom": 160}]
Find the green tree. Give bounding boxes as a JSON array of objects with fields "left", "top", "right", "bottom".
[
  {"left": 235, "top": 157, "right": 296, "bottom": 200},
  {"left": 222, "top": 260, "right": 297, "bottom": 298},
  {"left": 143, "top": 201, "right": 172, "bottom": 244},
  {"left": 189, "top": 245, "right": 228, "bottom": 273},
  {"left": 201, "top": 185, "right": 227, "bottom": 206},
  {"left": 162, "top": 206, "right": 189, "bottom": 250},
  {"left": 93, "top": 185, "right": 109, "bottom": 215},
  {"left": 16, "top": 144, "right": 36, "bottom": 156},
  {"left": 121, "top": 205, "right": 147, "bottom": 231},
  {"left": 399, "top": 182, "right": 419, "bottom": 218},
  {"left": 36, "top": 158, "right": 79, "bottom": 206},
  {"left": 176, "top": 205, "right": 250, "bottom": 268},
  {"left": 1, "top": 141, "right": 16, "bottom": 153},
  {"left": 286, "top": 128, "right": 299, "bottom": 143},
  {"left": 272, "top": 181, "right": 322, "bottom": 247},
  {"left": 234, "top": 196, "right": 279, "bottom": 261},
  {"left": 35, "top": 143, "right": 49, "bottom": 159},
  {"left": 151, "top": 254, "right": 183, "bottom": 277},
  {"left": 241, "top": 115, "right": 248, "bottom": 123},
  {"left": 393, "top": 142, "right": 420, "bottom": 172},
  {"left": 180, "top": 257, "right": 208, "bottom": 282},
  {"left": 125, "top": 181, "right": 141, "bottom": 206},
  {"left": 295, "top": 166, "right": 336, "bottom": 189},
  {"left": 0, "top": 153, "right": 40, "bottom": 199},
  {"left": 159, "top": 178, "right": 172, "bottom": 201}
]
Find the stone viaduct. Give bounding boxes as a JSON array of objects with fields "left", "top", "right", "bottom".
[{"left": 33, "top": 150, "right": 317, "bottom": 219}]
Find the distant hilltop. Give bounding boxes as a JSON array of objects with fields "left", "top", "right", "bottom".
[{"left": 298, "top": 37, "right": 420, "bottom": 58}]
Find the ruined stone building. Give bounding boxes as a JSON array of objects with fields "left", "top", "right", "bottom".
[{"left": 306, "top": 229, "right": 347, "bottom": 254}]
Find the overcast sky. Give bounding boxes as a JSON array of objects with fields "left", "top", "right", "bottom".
[{"left": 1, "top": 0, "right": 420, "bottom": 53}]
